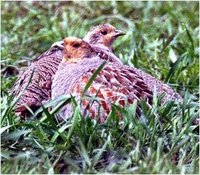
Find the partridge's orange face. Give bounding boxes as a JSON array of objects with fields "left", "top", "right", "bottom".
[
  {"left": 63, "top": 37, "right": 96, "bottom": 63},
  {"left": 84, "top": 24, "right": 125, "bottom": 49}
]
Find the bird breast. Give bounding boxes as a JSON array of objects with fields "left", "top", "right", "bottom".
[{"left": 51, "top": 57, "right": 105, "bottom": 99}]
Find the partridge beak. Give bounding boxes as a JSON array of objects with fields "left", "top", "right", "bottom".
[{"left": 114, "top": 29, "right": 125, "bottom": 37}]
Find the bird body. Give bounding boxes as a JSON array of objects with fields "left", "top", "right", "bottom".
[
  {"left": 52, "top": 57, "right": 153, "bottom": 122},
  {"left": 91, "top": 44, "right": 122, "bottom": 64},
  {"left": 12, "top": 23, "right": 182, "bottom": 117},
  {"left": 52, "top": 37, "right": 153, "bottom": 122},
  {"left": 131, "top": 68, "right": 182, "bottom": 102}
]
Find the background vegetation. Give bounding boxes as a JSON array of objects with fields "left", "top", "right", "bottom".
[{"left": 1, "top": 1, "right": 199, "bottom": 174}]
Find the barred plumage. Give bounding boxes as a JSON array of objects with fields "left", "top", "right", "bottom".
[
  {"left": 52, "top": 57, "right": 153, "bottom": 122},
  {"left": 131, "top": 69, "right": 182, "bottom": 102},
  {"left": 11, "top": 24, "right": 124, "bottom": 116},
  {"left": 12, "top": 23, "right": 182, "bottom": 117},
  {"left": 52, "top": 37, "right": 153, "bottom": 122},
  {"left": 12, "top": 46, "right": 63, "bottom": 115}
]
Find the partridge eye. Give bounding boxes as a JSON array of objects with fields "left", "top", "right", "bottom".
[
  {"left": 73, "top": 43, "right": 80, "bottom": 48},
  {"left": 101, "top": 30, "right": 107, "bottom": 35}
]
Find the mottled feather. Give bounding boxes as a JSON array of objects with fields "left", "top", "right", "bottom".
[
  {"left": 52, "top": 58, "right": 153, "bottom": 122},
  {"left": 12, "top": 45, "right": 63, "bottom": 115},
  {"left": 11, "top": 24, "right": 124, "bottom": 116}
]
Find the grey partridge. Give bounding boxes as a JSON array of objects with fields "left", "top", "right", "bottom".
[
  {"left": 84, "top": 25, "right": 182, "bottom": 103},
  {"left": 54, "top": 24, "right": 182, "bottom": 103},
  {"left": 52, "top": 37, "right": 153, "bottom": 122}
]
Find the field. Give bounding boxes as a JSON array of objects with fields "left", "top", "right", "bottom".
[{"left": 1, "top": 1, "right": 199, "bottom": 174}]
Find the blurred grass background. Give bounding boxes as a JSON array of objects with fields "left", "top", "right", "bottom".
[{"left": 1, "top": 1, "right": 199, "bottom": 174}]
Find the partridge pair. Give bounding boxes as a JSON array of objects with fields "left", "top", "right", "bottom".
[
  {"left": 11, "top": 24, "right": 124, "bottom": 116},
  {"left": 11, "top": 24, "right": 182, "bottom": 120}
]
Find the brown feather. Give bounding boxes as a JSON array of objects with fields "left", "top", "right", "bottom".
[
  {"left": 52, "top": 58, "right": 153, "bottom": 122},
  {"left": 11, "top": 45, "right": 63, "bottom": 116}
]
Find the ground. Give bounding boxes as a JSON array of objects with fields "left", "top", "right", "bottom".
[{"left": 1, "top": 1, "right": 199, "bottom": 174}]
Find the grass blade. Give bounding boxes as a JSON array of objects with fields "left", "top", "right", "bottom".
[{"left": 82, "top": 61, "right": 106, "bottom": 97}]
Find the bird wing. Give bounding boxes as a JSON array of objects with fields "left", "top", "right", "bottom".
[
  {"left": 91, "top": 45, "right": 123, "bottom": 64},
  {"left": 11, "top": 44, "right": 63, "bottom": 116},
  {"left": 89, "top": 44, "right": 182, "bottom": 102},
  {"left": 132, "top": 68, "right": 183, "bottom": 102},
  {"left": 34, "top": 42, "right": 64, "bottom": 61},
  {"left": 90, "top": 44, "right": 182, "bottom": 102}
]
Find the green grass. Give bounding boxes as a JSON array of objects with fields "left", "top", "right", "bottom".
[{"left": 1, "top": 1, "right": 199, "bottom": 174}]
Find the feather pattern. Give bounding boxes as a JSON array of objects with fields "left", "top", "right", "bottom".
[
  {"left": 52, "top": 58, "right": 153, "bottom": 122},
  {"left": 11, "top": 23, "right": 182, "bottom": 117},
  {"left": 12, "top": 46, "right": 63, "bottom": 115}
]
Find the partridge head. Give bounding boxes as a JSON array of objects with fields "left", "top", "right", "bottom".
[
  {"left": 84, "top": 23, "right": 125, "bottom": 51},
  {"left": 62, "top": 37, "right": 97, "bottom": 63}
]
